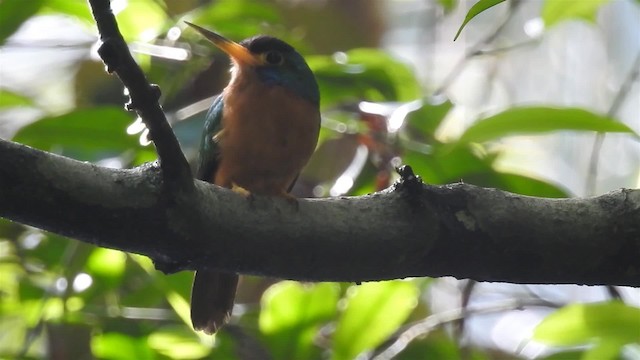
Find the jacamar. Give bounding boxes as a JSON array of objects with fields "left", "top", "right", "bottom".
[{"left": 185, "top": 22, "right": 320, "bottom": 334}]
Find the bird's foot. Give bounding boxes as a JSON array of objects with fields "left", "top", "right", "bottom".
[
  {"left": 279, "top": 192, "right": 300, "bottom": 211},
  {"left": 231, "top": 183, "right": 254, "bottom": 201}
]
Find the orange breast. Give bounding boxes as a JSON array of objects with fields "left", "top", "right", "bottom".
[{"left": 213, "top": 75, "right": 320, "bottom": 196}]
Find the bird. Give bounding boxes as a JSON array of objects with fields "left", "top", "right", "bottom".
[{"left": 185, "top": 22, "right": 321, "bottom": 334}]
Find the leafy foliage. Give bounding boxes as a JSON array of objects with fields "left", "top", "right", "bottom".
[
  {"left": 457, "top": 107, "right": 638, "bottom": 144},
  {"left": 454, "top": 0, "right": 614, "bottom": 41},
  {"left": 333, "top": 281, "right": 418, "bottom": 360},
  {"left": 307, "top": 49, "right": 422, "bottom": 108},
  {"left": 13, "top": 107, "right": 153, "bottom": 161},
  {"left": 0, "top": 0, "right": 638, "bottom": 359},
  {"left": 259, "top": 282, "right": 339, "bottom": 359},
  {"left": 454, "top": 0, "right": 507, "bottom": 40},
  {"left": 0, "top": 0, "right": 46, "bottom": 46},
  {"left": 542, "top": 0, "right": 612, "bottom": 27},
  {"left": 534, "top": 302, "right": 640, "bottom": 360},
  {"left": 0, "top": 90, "right": 33, "bottom": 108}
]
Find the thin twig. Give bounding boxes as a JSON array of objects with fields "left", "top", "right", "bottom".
[
  {"left": 606, "top": 285, "right": 622, "bottom": 301},
  {"left": 474, "top": 39, "right": 539, "bottom": 56},
  {"left": 370, "top": 298, "right": 560, "bottom": 360},
  {"left": 87, "top": 0, "right": 193, "bottom": 192},
  {"left": 433, "top": 0, "right": 522, "bottom": 97},
  {"left": 16, "top": 239, "right": 80, "bottom": 358},
  {"left": 586, "top": 50, "right": 640, "bottom": 196},
  {"left": 456, "top": 280, "right": 477, "bottom": 360}
]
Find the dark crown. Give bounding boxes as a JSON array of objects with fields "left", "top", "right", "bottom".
[{"left": 240, "top": 35, "right": 295, "bottom": 54}]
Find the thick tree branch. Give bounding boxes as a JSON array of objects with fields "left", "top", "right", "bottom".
[
  {"left": 1, "top": 138, "right": 639, "bottom": 286},
  {"left": 88, "top": 0, "right": 193, "bottom": 192}
]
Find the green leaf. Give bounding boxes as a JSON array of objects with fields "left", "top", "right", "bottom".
[
  {"left": 260, "top": 282, "right": 340, "bottom": 360},
  {"left": 542, "top": 0, "right": 611, "bottom": 27},
  {"left": 454, "top": 0, "right": 507, "bottom": 41},
  {"left": 41, "top": 0, "right": 94, "bottom": 24},
  {"left": 583, "top": 339, "right": 628, "bottom": 360},
  {"left": 402, "top": 146, "right": 494, "bottom": 185},
  {"left": 437, "top": 0, "right": 458, "bottom": 13},
  {"left": 92, "top": 333, "right": 155, "bottom": 360},
  {"left": 86, "top": 248, "right": 127, "bottom": 287},
  {"left": 332, "top": 281, "right": 418, "bottom": 360},
  {"left": 0, "top": 0, "right": 45, "bottom": 46},
  {"left": 405, "top": 100, "right": 453, "bottom": 139},
  {"left": 115, "top": 0, "right": 167, "bottom": 41},
  {"left": 396, "top": 331, "right": 462, "bottom": 360},
  {"left": 540, "top": 350, "right": 584, "bottom": 360},
  {"left": 533, "top": 302, "right": 640, "bottom": 346},
  {"left": 403, "top": 144, "right": 569, "bottom": 196},
  {"left": 495, "top": 173, "right": 569, "bottom": 198},
  {"left": 192, "top": 0, "right": 282, "bottom": 41},
  {"left": 349, "top": 161, "right": 379, "bottom": 196},
  {"left": 12, "top": 107, "right": 151, "bottom": 161},
  {"left": 0, "top": 262, "right": 21, "bottom": 301},
  {"left": 147, "top": 326, "right": 210, "bottom": 359},
  {"left": 22, "top": 233, "right": 70, "bottom": 272},
  {"left": 0, "top": 90, "right": 33, "bottom": 108},
  {"left": 457, "top": 107, "right": 638, "bottom": 144},
  {"left": 307, "top": 49, "right": 421, "bottom": 108},
  {"left": 0, "top": 312, "right": 28, "bottom": 357},
  {"left": 127, "top": 255, "right": 192, "bottom": 326}
]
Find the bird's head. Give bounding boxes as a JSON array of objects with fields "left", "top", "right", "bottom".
[{"left": 185, "top": 22, "right": 319, "bottom": 106}]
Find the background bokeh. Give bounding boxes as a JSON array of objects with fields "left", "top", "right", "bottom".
[{"left": 1, "top": 0, "right": 639, "bottom": 359}]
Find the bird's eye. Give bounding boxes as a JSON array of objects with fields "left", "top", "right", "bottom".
[{"left": 264, "top": 51, "right": 284, "bottom": 65}]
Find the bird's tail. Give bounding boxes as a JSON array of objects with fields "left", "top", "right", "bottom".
[{"left": 190, "top": 270, "right": 238, "bottom": 334}]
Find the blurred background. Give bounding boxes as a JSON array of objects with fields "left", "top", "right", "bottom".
[{"left": 0, "top": 0, "right": 639, "bottom": 359}]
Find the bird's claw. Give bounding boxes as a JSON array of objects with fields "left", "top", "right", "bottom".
[
  {"left": 231, "top": 183, "right": 254, "bottom": 200},
  {"left": 280, "top": 192, "right": 300, "bottom": 211},
  {"left": 230, "top": 184, "right": 299, "bottom": 210}
]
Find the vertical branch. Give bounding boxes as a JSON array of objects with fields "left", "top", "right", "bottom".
[
  {"left": 87, "top": 0, "right": 193, "bottom": 192},
  {"left": 586, "top": 51, "right": 640, "bottom": 195}
]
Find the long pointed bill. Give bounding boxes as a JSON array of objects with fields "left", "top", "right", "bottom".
[{"left": 185, "top": 22, "right": 260, "bottom": 66}]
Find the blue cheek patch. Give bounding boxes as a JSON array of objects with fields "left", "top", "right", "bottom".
[{"left": 256, "top": 66, "right": 320, "bottom": 106}]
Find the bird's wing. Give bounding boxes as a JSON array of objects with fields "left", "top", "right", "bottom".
[
  {"left": 192, "top": 95, "right": 237, "bottom": 335},
  {"left": 196, "top": 95, "right": 224, "bottom": 182}
]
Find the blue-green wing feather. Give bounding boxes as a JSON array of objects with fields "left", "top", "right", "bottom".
[{"left": 196, "top": 95, "right": 224, "bottom": 181}]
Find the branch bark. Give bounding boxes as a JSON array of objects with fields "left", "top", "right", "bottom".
[
  {"left": 1, "top": 138, "right": 638, "bottom": 286},
  {"left": 2, "top": 0, "right": 638, "bottom": 289}
]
